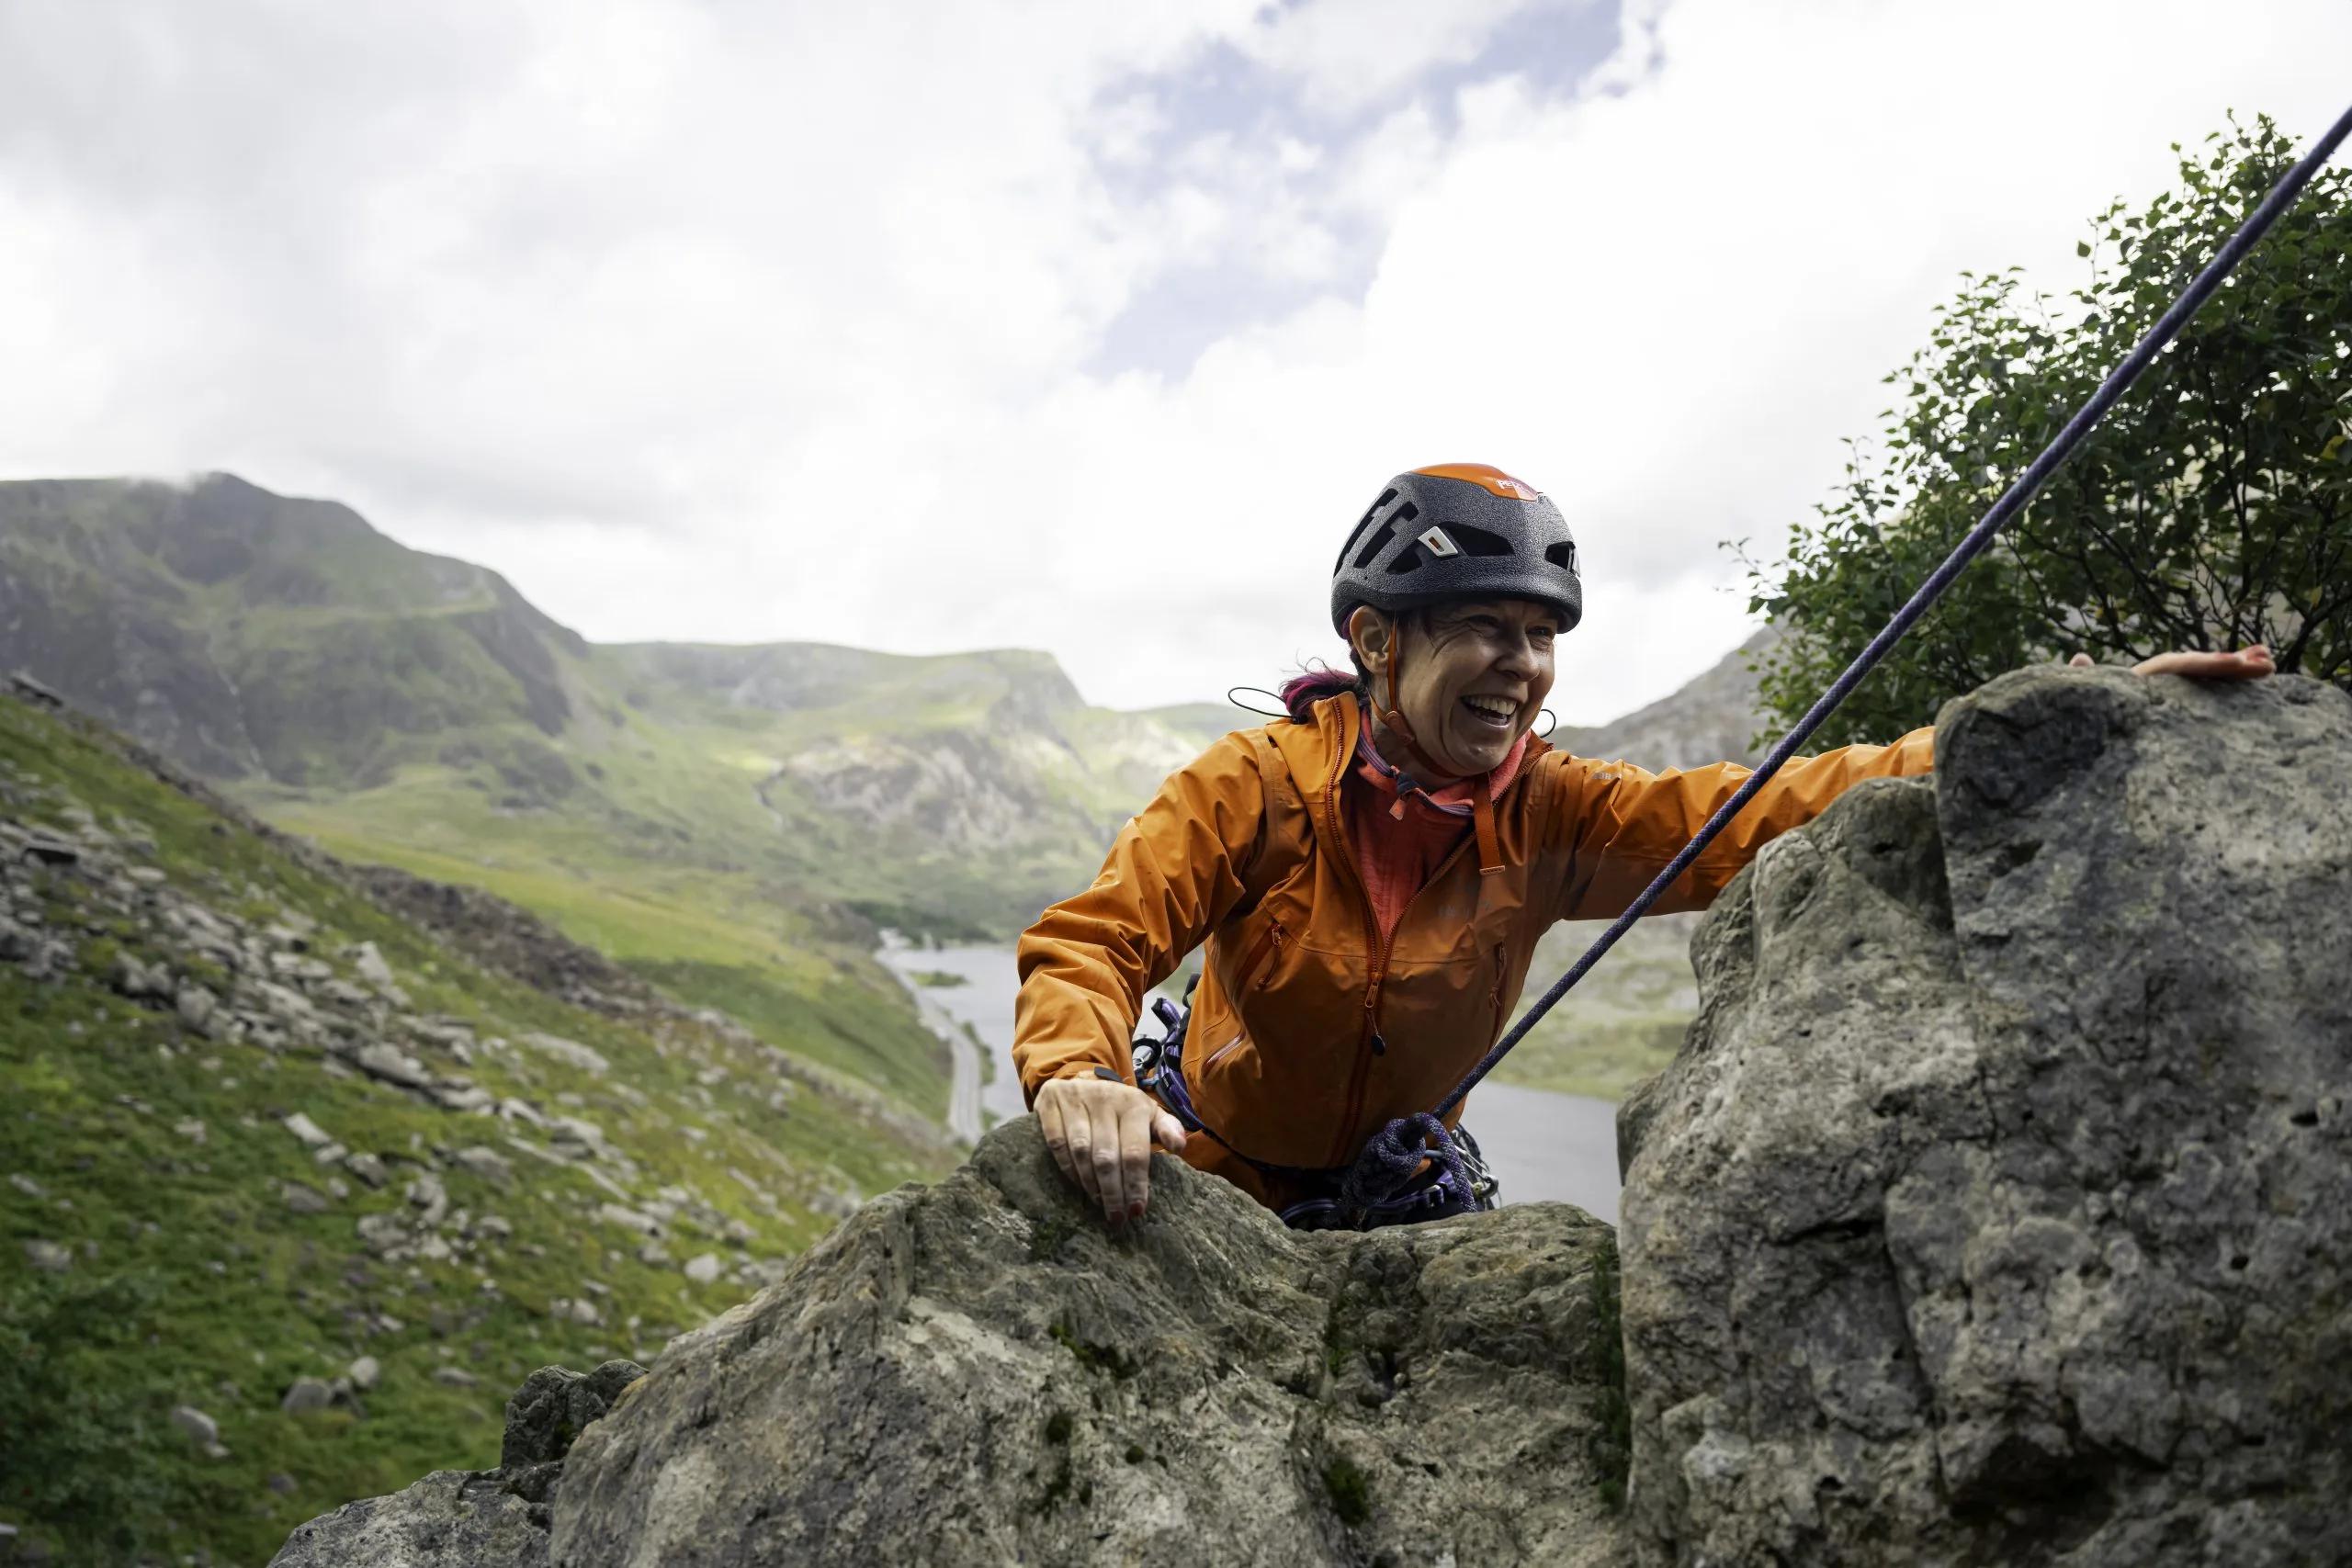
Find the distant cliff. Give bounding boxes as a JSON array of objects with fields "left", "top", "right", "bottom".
[
  {"left": 1555, "top": 627, "right": 1774, "bottom": 773},
  {"left": 0, "top": 474, "right": 582, "bottom": 784}
]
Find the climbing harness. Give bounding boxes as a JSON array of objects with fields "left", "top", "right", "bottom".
[
  {"left": 1300, "top": 101, "right": 2352, "bottom": 1226},
  {"left": 1132, "top": 980, "right": 1499, "bottom": 1229}
]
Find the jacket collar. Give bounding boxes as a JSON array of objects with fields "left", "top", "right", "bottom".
[{"left": 1303, "top": 692, "right": 1549, "bottom": 804}]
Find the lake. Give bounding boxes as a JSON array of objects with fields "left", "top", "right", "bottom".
[{"left": 880, "top": 944, "right": 1623, "bottom": 1224}]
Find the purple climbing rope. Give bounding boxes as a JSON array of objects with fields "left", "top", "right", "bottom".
[{"left": 1327, "top": 99, "right": 2352, "bottom": 1216}]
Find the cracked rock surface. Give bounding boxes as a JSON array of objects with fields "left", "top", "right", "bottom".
[
  {"left": 1619, "top": 667, "right": 2352, "bottom": 1566},
  {"left": 271, "top": 665, "right": 2352, "bottom": 1567}
]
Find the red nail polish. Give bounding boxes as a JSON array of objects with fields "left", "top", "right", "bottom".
[{"left": 1128, "top": 1201, "right": 1145, "bottom": 1218}]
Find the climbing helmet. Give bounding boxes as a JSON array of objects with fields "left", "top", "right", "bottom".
[{"left": 1329, "top": 463, "right": 1582, "bottom": 637}]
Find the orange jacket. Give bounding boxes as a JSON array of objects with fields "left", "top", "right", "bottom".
[{"left": 1013, "top": 693, "right": 1933, "bottom": 1206}]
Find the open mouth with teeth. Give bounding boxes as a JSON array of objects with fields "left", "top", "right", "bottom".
[{"left": 1460, "top": 694, "right": 1521, "bottom": 730}]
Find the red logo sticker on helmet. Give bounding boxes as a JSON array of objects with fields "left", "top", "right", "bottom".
[{"left": 1410, "top": 462, "right": 1543, "bottom": 501}]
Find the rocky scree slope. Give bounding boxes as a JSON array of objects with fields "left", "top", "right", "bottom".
[
  {"left": 0, "top": 687, "right": 956, "bottom": 1566},
  {"left": 1554, "top": 628, "right": 1774, "bottom": 773},
  {"left": 286, "top": 663, "right": 2350, "bottom": 1567},
  {"left": 1619, "top": 665, "right": 2352, "bottom": 1565}
]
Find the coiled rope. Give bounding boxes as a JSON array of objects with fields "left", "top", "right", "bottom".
[{"left": 1336, "top": 97, "right": 2352, "bottom": 1217}]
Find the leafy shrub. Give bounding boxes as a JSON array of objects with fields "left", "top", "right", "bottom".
[{"left": 1750, "top": 116, "right": 2351, "bottom": 744}]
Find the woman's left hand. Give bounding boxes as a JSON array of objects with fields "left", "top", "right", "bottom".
[{"left": 2074, "top": 644, "right": 2277, "bottom": 681}]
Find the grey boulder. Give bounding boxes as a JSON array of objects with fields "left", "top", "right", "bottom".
[
  {"left": 547, "top": 1120, "right": 1624, "bottom": 1568},
  {"left": 1620, "top": 668, "right": 2352, "bottom": 1565}
]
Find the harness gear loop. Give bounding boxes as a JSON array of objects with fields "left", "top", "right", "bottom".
[{"left": 1334, "top": 96, "right": 2352, "bottom": 1206}]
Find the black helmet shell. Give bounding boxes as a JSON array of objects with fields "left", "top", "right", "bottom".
[{"left": 1329, "top": 463, "right": 1582, "bottom": 637}]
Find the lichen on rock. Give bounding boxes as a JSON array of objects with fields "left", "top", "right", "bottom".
[{"left": 1620, "top": 667, "right": 2352, "bottom": 1565}]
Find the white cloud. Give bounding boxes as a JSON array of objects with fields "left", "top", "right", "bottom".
[
  {"left": 1234, "top": 0, "right": 1534, "bottom": 117},
  {"left": 1, "top": 0, "right": 2346, "bottom": 724}
]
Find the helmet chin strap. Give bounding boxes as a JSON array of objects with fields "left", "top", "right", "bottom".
[{"left": 1374, "top": 637, "right": 1505, "bottom": 877}]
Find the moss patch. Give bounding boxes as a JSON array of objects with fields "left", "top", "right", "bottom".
[{"left": 1322, "top": 1455, "right": 1372, "bottom": 1528}]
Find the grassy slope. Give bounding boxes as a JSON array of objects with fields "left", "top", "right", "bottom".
[{"left": 0, "top": 693, "right": 957, "bottom": 1567}]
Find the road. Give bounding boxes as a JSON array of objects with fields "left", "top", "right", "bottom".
[{"left": 877, "top": 943, "right": 983, "bottom": 1145}]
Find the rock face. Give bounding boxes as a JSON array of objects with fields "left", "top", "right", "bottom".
[
  {"left": 551, "top": 1122, "right": 1623, "bottom": 1567},
  {"left": 1557, "top": 627, "right": 1775, "bottom": 773},
  {"left": 1618, "top": 667, "right": 2352, "bottom": 1565}
]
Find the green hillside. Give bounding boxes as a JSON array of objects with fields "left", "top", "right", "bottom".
[
  {"left": 0, "top": 477, "right": 1239, "bottom": 1123},
  {"left": 0, "top": 688, "right": 958, "bottom": 1566}
]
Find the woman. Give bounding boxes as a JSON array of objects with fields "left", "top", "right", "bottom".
[{"left": 1012, "top": 462, "right": 2271, "bottom": 1228}]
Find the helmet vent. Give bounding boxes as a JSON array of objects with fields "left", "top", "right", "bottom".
[
  {"left": 1349, "top": 501, "right": 1418, "bottom": 571},
  {"left": 1442, "top": 523, "right": 1513, "bottom": 558},
  {"left": 1544, "top": 541, "right": 1577, "bottom": 570},
  {"left": 1336, "top": 490, "right": 1399, "bottom": 572}
]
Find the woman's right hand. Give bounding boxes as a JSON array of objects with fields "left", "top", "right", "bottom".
[{"left": 1035, "top": 1074, "right": 1187, "bottom": 1224}]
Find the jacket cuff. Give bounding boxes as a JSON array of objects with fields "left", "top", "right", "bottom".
[{"left": 1024, "top": 1056, "right": 1133, "bottom": 1107}]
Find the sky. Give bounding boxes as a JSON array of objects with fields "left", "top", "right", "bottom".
[{"left": 2, "top": 0, "right": 2346, "bottom": 720}]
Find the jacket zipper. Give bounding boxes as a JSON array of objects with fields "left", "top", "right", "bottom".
[
  {"left": 1199, "top": 922, "right": 1287, "bottom": 1078},
  {"left": 1488, "top": 942, "right": 1510, "bottom": 1042},
  {"left": 1202, "top": 1032, "right": 1250, "bottom": 1071}
]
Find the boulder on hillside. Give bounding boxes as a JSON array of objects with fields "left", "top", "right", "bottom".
[
  {"left": 270, "top": 1360, "right": 647, "bottom": 1568},
  {"left": 1619, "top": 667, "right": 2352, "bottom": 1565},
  {"left": 276, "top": 1119, "right": 1625, "bottom": 1567},
  {"left": 270, "top": 1470, "right": 552, "bottom": 1568}
]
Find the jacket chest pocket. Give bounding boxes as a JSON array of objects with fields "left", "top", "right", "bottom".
[{"left": 1232, "top": 917, "right": 1288, "bottom": 994}]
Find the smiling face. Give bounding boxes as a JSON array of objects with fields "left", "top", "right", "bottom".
[{"left": 1346, "top": 598, "right": 1561, "bottom": 781}]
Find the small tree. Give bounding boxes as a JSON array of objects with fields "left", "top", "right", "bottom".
[{"left": 1749, "top": 115, "right": 2352, "bottom": 746}]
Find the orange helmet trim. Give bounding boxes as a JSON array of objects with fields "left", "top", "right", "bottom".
[{"left": 1410, "top": 462, "right": 1543, "bottom": 502}]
